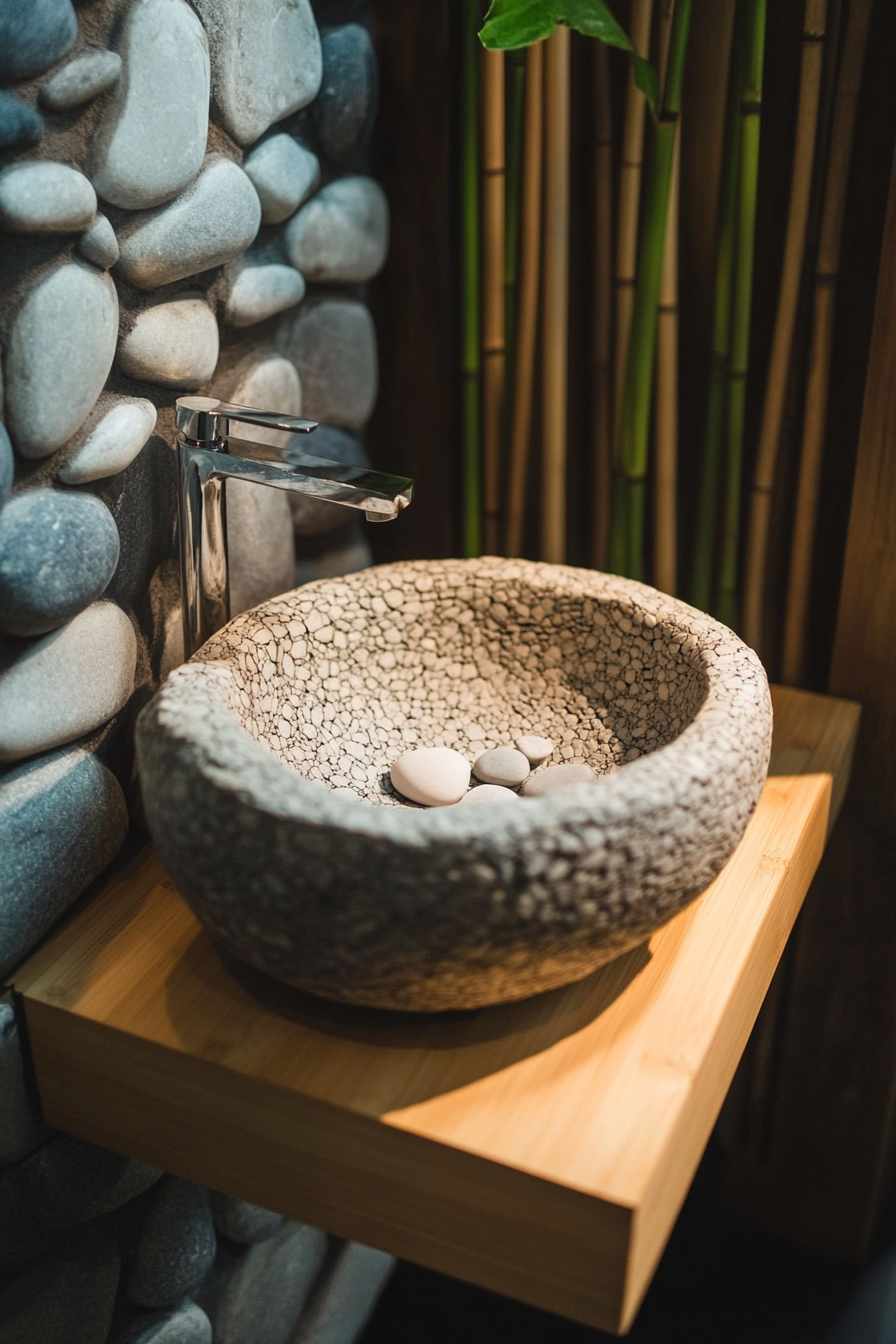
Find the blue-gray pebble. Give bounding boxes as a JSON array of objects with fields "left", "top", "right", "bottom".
[
  {"left": 0, "top": 1134, "right": 160, "bottom": 1271},
  {"left": 0, "top": 489, "right": 120, "bottom": 637},
  {"left": 211, "top": 1192, "right": 285, "bottom": 1245},
  {"left": 0, "top": 739, "right": 128, "bottom": 980},
  {"left": 115, "top": 1302, "right": 213, "bottom": 1344},
  {"left": 0, "top": 424, "right": 13, "bottom": 510},
  {"left": 312, "top": 24, "right": 378, "bottom": 164},
  {"left": 127, "top": 1177, "right": 217, "bottom": 1308},
  {"left": 0, "top": 0, "right": 78, "bottom": 83},
  {"left": 0, "top": 91, "right": 43, "bottom": 150}
]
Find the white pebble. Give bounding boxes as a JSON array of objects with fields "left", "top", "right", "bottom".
[
  {"left": 521, "top": 763, "right": 598, "bottom": 798},
  {"left": 472, "top": 747, "right": 530, "bottom": 788},
  {"left": 453, "top": 785, "right": 520, "bottom": 808},
  {"left": 514, "top": 734, "right": 554, "bottom": 766},
  {"left": 390, "top": 747, "right": 470, "bottom": 807}
]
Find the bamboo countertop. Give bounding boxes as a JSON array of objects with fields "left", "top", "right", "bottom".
[{"left": 11, "top": 685, "right": 859, "bottom": 1335}]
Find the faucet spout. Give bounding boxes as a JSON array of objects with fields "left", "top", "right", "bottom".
[{"left": 174, "top": 396, "right": 413, "bottom": 659}]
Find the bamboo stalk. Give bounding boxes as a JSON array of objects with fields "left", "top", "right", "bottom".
[
  {"left": 461, "top": 0, "right": 482, "bottom": 558},
  {"left": 741, "top": 0, "right": 827, "bottom": 651},
  {"left": 611, "top": 0, "right": 694, "bottom": 582},
  {"left": 613, "top": 0, "right": 653, "bottom": 448},
  {"left": 690, "top": 2, "right": 746, "bottom": 612},
  {"left": 481, "top": 46, "right": 505, "bottom": 555},
  {"left": 655, "top": 125, "right": 680, "bottom": 593},
  {"left": 591, "top": 38, "right": 614, "bottom": 571},
  {"left": 655, "top": 0, "right": 680, "bottom": 595},
  {"left": 716, "top": 0, "right": 766, "bottom": 630},
  {"left": 505, "top": 41, "right": 543, "bottom": 560},
  {"left": 504, "top": 48, "right": 526, "bottom": 449},
  {"left": 541, "top": 24, "right": 570, "bottom": 564},
  {"left": 782, "top": 0, "right": 872, "bottom": 685}
]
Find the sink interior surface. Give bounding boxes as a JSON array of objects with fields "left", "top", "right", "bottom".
[{"left": 198, "top": 559, "right": 709, "bottom": 806}]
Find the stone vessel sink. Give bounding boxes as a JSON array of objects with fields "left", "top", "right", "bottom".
[{"left": 136, "top": 558, "right": 772, "bottom": 1011}]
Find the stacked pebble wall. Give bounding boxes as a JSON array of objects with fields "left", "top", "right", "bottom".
[{"left": 0, "top": 0, "right": 393, "bottom": 1338}]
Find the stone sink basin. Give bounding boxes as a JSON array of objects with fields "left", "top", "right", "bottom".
[{"left": 136, "top": 558, "right": 772, "bottom": 1012}]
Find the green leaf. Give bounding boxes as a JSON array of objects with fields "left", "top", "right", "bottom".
[
  {"left": 478, "top": 0, "right": 660, "bottom": 118},
  {"left": 552, "top": 0, "right": 633, "bottom": 50},
  {"left": 479, "top": 0, "right": 557, "bottom": 49},
  {"left": 631, "top": 53, "right": 660, "bottom": 115}
]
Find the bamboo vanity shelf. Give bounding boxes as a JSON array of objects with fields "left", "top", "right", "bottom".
[{"left": 10, "top": 685, "right": 859, "bottom": 1335}]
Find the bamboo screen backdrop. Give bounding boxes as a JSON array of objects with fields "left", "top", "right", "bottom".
[
  {"left": 368, "top": 0, "right": 896, "bottom": 1258},
  {"left": 371, "top": 0, "right": 892, "bottom": 691}
]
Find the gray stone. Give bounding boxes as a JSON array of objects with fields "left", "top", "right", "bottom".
[
  {"left": 227, "top": 477, "right": 296, "bottom": 615},
  {"left": 116, "top": 295, "right": 219, "bottom": 390},
  {"left": 453, "top": 783, "right": 520, "bottom": 808},
  {"left": 0, "top": 1136, "right": 159, "bottom": 1271},
  {"left": 136, "top": 559, "right": 774, "bottom": 1011},
  {"left": 293, "top": 531, "right": 372, "bottom": 586},
  {"left": 115, "top": 1303, "right": 213, "bottom": 1344},
  {"left": 243, "top": 134, "right": 320, "bottom": 225},
  {"left": 0, "top": 738, "right": 128, "bottom": 978},
  {"left": 0, "top": 1227, "right": 120, "bottom": 1344},
  {"left": 89, "top": 0, "right": 210, "bottom": 211},
  {"left": 293, "top": 1241, "right": 394, "bottom": 1344},
  {"left": 521, "top": 763, "right": 598, "bottom": 797},
  {"left": 212, "top": 1193, "right": 284, "bottom": 1245},
  {"left": 58, "top": 394, "right": 157, "bottom": 485},
  {"left": 196, "top": 1220, "right": 328, "bottom": 1344},
  {"left": 128, "top": 1177, "right": 217, "bottom": 1308},
  {"left": 0, "top": 600, "right": 137, "bottom": 763},
  {"left": 278, "top": 298, "right": 377, "bottom": 430},
  {"left": 286, "top": 424, "right": 369, "bottom": 536},
  {"left": 40, "top": 48, "right": 122, "bottom": 111},
  {"left": 515, "top": 734, "right": 554, "bottom": 766},
  {"left": 193, "top": 0, "right": 322, "bottom": 147},
  {"left": 0, "top": 423, "right": 12, "bottom": 510},
  {"left": 223, "top": 260, "right": 305, "bottom": 329},
  {"left": 0, "top": 0, "right": 77, "bottom": 84},
  {"left": 3, "top": 262, "right": 118, "bottom": 460},
  {"left": 215, "top": 354, "right": 299, "bottom": 615},
  {"left": 0, "top": 162, "right": 96, "bottom": 234},
  {"left": 284, "top": 176, "right": 387, "bottom": 283},
  {"left": 116, "top": 155, "right": 262, "bottom": 290},
  {"left": 0, "top": 995, "right": 51, "bottom": 1168},
  {"left": 472, "top": 747, "right": 530, "bottom": 788},
  {"left": 78, "top": 211, "right": 120, "bottom": 269},
  {"left": 0, "top": 93, "right": 43, "bottom": 151},
  {"left": 313, "top": 25, "right": 379, "bottom": 166},
  {"left": 311, "top": 0, "right": 367, "bottom": 26},
  {"left": 0, "top": 490, "right": 120, "bottom": 637}
]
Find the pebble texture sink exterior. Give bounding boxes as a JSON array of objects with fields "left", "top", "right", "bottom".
[{"left": 137, "top": 558, "right": 773, "bottom": 1012}]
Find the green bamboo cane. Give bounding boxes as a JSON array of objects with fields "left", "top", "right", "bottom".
[
  {"left": 690, "top": 1, "right": 748, "bottom": 611},
  {"left": 609, "top": 0, "right": 693, "bottom": 581},
  {"left": 462, "top": 0, "right": 483, "bottom": 558},
  {"left": 502, "top": 47, "right": 525, "bottom": 517},
  {"left": 716, "top": 0, "right": 766, "bottom": 628},
  {"left": 504, "top": 47, "right": 526, "bottom": 392}
]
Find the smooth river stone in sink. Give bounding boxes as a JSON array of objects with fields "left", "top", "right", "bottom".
[
  {"left": 515, "top": 735, "right": 554, "bottom": 766},
  {"left": 472, "top": 747, "right": 530, "bottom": 788},
  {"left": 455, "top": 784, "right": 520, "bottom": 808},
  {"left": 521, "top": 763, "right": 598, "bottom": 797},
  {"left": 390, "top": 747, "right": 471, "bottom": 807}
]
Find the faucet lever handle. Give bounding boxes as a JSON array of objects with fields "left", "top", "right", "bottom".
[{"left": 175, "top": 396, "right": 318, "bottom": 445}]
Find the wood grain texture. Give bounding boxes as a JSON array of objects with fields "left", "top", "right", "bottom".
[{"left": 12, "top": 687, "right": 857, "bottom": 1334}]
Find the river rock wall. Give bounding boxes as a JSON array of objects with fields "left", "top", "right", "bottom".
[{"left": 0, "top": 1, "right": 392, "bottom": 1339}]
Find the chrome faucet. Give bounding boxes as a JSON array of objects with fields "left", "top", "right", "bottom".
[{"left": 174, "top": 395, "right": 413, "bottom": 659}]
